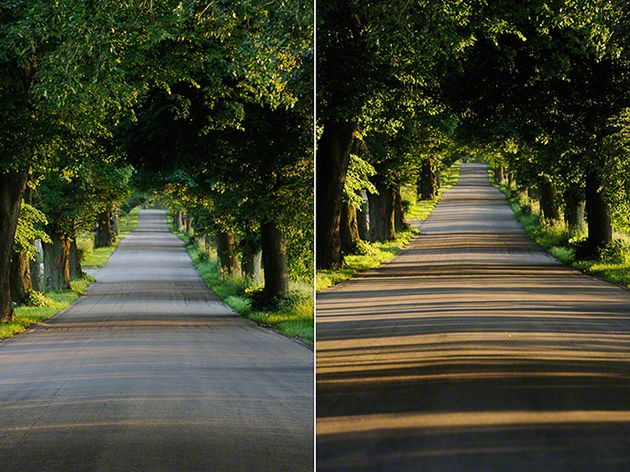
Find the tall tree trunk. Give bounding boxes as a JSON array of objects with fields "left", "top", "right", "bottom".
[
  {"left": 538, "top": 177, "right": 561, "bottom": 223},
  {"left": 43, "top": 233, "right": 71, "bottom": 291},
  {"left": 340, "top": 202, "right": 360, "bottom": 254},
  {"left": 585, "top": 170, "right": 612, "bottom": 255},
  {"left": 216, "top": 230, "right": 239, "bottom": 276},
  {"left": 10, "top": 251, "right": 32, "bottom": 305},
  {"left": 507, "top": 172, "right": 514, "bottom": 190},
  {"left": 111, "top": 209, "right": 119, "bottom": 236},
  {"left": 0, "top": 171, "right": 28, "bottom": 322},
  {"left": 563, "top": 186, "right": 585, "bottom": 233},
  {"left": 241, "top": 237, "right": 260, "bottom": 279},
  {"left": 94, "top": 208, "right": 115, "bottom": 248},
  {"left": 368, "top": 182, "right": 396, "bottom": 242},
  {"left": 417, "top": 159, "right": 437, "bottom": 200},
  {"left": 30, "top": 242, "right": 42, "bottom": 292},
  {"left": 69, "top": 239, "right": 84, "bottom": 280},
  {"left": 316, "top": 120, "right": 356, "bottom": 269},
  {"left": 394, "top": 188, "right": 408, "bottom": 232},
  {"left": 357, "top": 200, "right": 369, "bottom": 241},
  {"left": 261, "top": 222, "right": 289, "bottom": 300}
]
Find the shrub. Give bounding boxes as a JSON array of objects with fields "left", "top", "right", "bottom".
[{"left": 25, "top": 291, "right": 54, "bottom": 307}]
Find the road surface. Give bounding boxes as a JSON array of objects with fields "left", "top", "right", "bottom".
[
  {"left": 0, "top": 209, "right": 313, "bottom": 471},
  {"left": 317, "top": 163, "right": 630, "bottom": 471}
]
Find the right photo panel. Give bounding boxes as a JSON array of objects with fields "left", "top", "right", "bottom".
[{"left": 316, "top": 1, "right": 630, "bottom": 470}]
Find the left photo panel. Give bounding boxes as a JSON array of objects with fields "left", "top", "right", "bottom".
[{"left": 0, "top": 1, "right": 314, "bottom": 471}]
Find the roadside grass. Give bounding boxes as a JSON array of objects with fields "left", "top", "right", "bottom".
[
  {"left": 489, "top": 167, "right": 630, "bottom": 290},
  {"left": 0, "top": 277, "right": 93, "bottom": 340},
  {"left": 316, "top": 161, "right": 462, "bottom": 291},
  {"left": 169, "top": 225, "right": 313, "bottom": 347},
  {"left": 316, "top": 230, "right": 416, "bottom": 290},
  {"left": 78, "top": 207, "right": 140, "bottom": 268}
]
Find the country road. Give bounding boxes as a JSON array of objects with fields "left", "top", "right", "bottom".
[
  {"left": 0, "top": 210, "right": 313, "bottom": 471},
  {"left": 317, "top": 163, "right": 630, "bottom": 471}
]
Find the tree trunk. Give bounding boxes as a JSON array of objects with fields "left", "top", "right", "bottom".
[
  {"left": 241, "top": 237, "right": 260, "bottom": 279},
  {"left": 563, "top": 186, "right": 585, "bottom": 233},
  {"left": 494, "top": 165, "right": 505, "bottom": 184},
  {"left": 216, "top": 230, "right": 239, "bottom": 277},
  {"left": 368, "top": 182, "right": 396, "bottom": 242},
  {"left": 340, "top": 202, "right": 360, "bottom": 254},
  {"left": 417, "top": 159, "right": 437, "bottom": 200},
  {"left": 0, "top": 171, "right": 28, "bottom": 322},
  {"left": 94, "top": 208, "right": 115, "bottom": 248},
  {"left": 261, "top": 222, "right": 289, "bottom": 300},
  {"left": 10, "top": 251, "right": 32, "bottom": 305},
  {"left": 357, "top": 200, "right": 369, "bottom": 241},
  {"left": 507, "top": 172, "right": 514, "bottom": 190},
  {"left": 585, "top": 170, "right": 612, "bottom": 255},
  {"left": 30, "top": 242, "right": 42, "bottom": 292},
  {"left": 43, "top": 233, "right": 71, "bottom": 291},
  {"left": 69, "top": 239, "right": 84, "bottom": 280},
  {"left": 316, "top": 120, "right": 356, "bottom": 269},
  {"left": 111, "top": 209, "right": 119, "bottom": 236},
  {"left": 394, "top": 188, "right": 408, "bottom": 232},
  {"left": 538, "top": 177, "right": 561, "bottom": 223}
]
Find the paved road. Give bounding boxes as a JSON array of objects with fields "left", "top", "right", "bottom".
[
  {"left": 0, "top": 210, "right": 313, "bottom": 471},
  {"left": 317, "top": 163, "right": 630, "bottom": 471}
]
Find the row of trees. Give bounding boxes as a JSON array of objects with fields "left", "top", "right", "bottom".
[
  {"left": 1, "top": 0, "right": 313, "bottom": 322},
  {"left": 316, "top": 0, "right": 630, "bottom": 269}
]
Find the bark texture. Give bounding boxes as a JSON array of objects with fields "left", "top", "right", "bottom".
[
  {"left": 368, "top": 182, "right": 395, "bottom": 242},
  {"left": 316, "top": 121, "right": 356, "bottom": 269},
  {"left": 261, "top": 222, "right": 289, "bottom": 299},
  {"left": 0, "top": 171, "right": 28, "bottom": 322},
  {"left": 585, "top": 171, "right": 612, "bottom": 254},
  {"left": 538, "top": 177, "right": 561, "bottom": 223},
  {"left": 394, "top": 189, "right": 408, "bottom": 232},
  {"left": 216, "top": 230, "right": 239, "bottom": 276},
  {"left": 340, "top": 202, "right": 361, "bottom": 254},
  {"left": 10, "top": 251, "right": 32, "bottom": 305},
  {"left": 95, "top": 208, "right": 115, "bottom": 248},
  {"left": 43, "top": 233, "right": 71, "bottom": 291},
  {"left": 417, "top": 159, "right": 438, "bottom": 200}
]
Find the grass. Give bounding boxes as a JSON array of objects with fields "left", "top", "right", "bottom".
[
  {"left": 316, "top": 230, "right": 416, "bottom": 290},
  {"left": 169, "top": 224, "right": 314, "bottom": 347},
  {"left": 316, "top": 161, "right": 462, "bottom": 291},
  {"left": 0, "top": 277, "right": 93, "bottom": 340},
  {"left": 489, "top": 166, "right": 630, "bottom": 290},
  {"left": 78, "top": 207, "right": 140, "bottom": 268}
]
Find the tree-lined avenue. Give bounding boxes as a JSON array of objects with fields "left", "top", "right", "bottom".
[
  {"left": 0, "top": 210, "right": 313, "bottom": 471},
  {"left": 317, "top": 163, "right": 630, "bottom": 471}
]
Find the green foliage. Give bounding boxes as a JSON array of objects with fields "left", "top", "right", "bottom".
[
  {"left": 25, "top": 291, "right": 53, "bottom": 308},
  {"left": 13, "top": 202, "right": 50, "bottom": 258}
]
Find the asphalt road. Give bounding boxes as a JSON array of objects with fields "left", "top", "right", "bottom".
[
  {"left": 0, "top": 209, "right": 313, "bottom": 471},
  {"left": 317, "top": 163, "right": 630, "bottom": 471}
]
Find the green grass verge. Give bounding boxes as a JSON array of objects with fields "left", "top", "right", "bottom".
[
  {"left": 0, "top": 277, "right": 93, "bottom": 340},
  {"left": 169, "top": 225, "right": 313, "bottom": 347},
  {"left": 316, "top": 230, "right": 416, "bottom": 291},
  {"left": 78, "top": 207, "right": 140, "bottom": 268},
  {"left": 489, "top": 167, "right": 630, "bottom": 290},
  {"left": 317, "top": 161, "right": 462, "bottom": 291}
]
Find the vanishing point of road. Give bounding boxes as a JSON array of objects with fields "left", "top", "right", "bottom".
[
  {"left": 0, "top": 210, "right": 313, "bottom": 471},
  {"left": 317, "top": 163, "right": 630, "bottom": 471}
]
